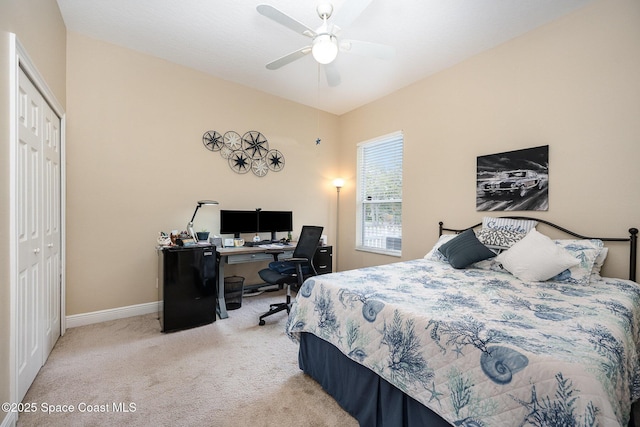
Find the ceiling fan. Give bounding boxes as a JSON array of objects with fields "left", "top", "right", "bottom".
[{"left": 257, "top": 0, "right": 395, "bottom": 87}]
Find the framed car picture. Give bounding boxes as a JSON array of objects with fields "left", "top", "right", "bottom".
[{"left": 476, "top": 145, "right": 549, "bottom": 211}]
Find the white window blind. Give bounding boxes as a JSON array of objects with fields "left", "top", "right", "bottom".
[{"left": 356, "top": 131, "right": 403, "bottom": 255}]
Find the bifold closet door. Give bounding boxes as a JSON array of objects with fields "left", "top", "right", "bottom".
[
  {"left": 16, "top": 67, "right": 61, "bottom": 401},
  {"left": 42, "top": 90, "right": 61, "bottom": 356}
]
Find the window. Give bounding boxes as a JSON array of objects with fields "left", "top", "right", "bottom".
[{"left": 356, "top": 131, "right": 403, "bottom": 255}]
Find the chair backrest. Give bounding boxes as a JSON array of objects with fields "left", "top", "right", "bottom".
[{"left": 293, "top": 225, "right": 324, "bottom": 265}]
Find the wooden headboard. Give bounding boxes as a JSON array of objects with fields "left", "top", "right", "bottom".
[{"left": 439, "top": 216, "right": 638, "bottom": 282}]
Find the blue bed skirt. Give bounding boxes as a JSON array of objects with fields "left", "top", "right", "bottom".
[
  {"left": 299, "top": 332, "right": 639, "bottom": 427},
  {"left": 298, "top": 332, "right": 452, "bottom": 427}
]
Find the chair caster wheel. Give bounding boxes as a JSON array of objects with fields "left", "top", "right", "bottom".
[{"left": 259, "top": 319, "right": 265, "bottom": 326}]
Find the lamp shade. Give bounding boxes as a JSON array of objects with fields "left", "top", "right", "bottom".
[
  {"left": 312, "top": 34, "right": 338, "bottom": 65},
  {"left": 333, "top": 178, "right": 345, "bottom": 189},
  {"left": 197, "top": 200, "right": 219, "bottom": 206}
]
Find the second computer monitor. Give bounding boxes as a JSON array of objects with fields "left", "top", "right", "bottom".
[{"left": 259, "top": 210, "right": 293, "bottom": 241}]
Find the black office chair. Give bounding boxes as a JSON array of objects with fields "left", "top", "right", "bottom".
[{"left": 258, "top": 225, "right": 324, "bottom": 326}]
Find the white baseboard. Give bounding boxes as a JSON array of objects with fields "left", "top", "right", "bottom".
[
  {"left": 1, "top": 412, "right": 17, "bottom": 427},
  {"left": 66, "top": 301, "right": 159, "bottom": 329}
]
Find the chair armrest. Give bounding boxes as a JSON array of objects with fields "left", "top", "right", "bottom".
[
  {"left": 265, "top": 249, "right": 285, "bottom": 254},
  {"left": 286, "top": 257, "right": 309, "bottom": 264},
  {"left": 265, "top": 249, "right": 285, "bottom": 262}
]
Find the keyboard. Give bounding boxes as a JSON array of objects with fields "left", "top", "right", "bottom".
[
  {"left": 244, "top": 240, "right": 276, "bottom": 247},
  {"left": 244, "top": 240, "right": 291, "bottom": 247}
]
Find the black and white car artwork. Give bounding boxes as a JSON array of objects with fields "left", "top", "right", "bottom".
[
  {"left": 480, "top": 169, "right": 544, "bottom": 198},
  {"left": 476, "top": 145, "right": 549, "bottom": 212}
]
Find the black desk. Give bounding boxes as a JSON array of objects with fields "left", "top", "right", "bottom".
[
  {"left": 216, "top": 244, "right": 333, "bottom": 319},
  {"left": 216, "top": 244, "right": 294, "bottom": 319}
]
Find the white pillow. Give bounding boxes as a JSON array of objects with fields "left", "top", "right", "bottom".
[
  {"left": 424, "top": 234, "right": 457, "bottom": 262},
  {"left": 495, "top": 229, "right": 579, "bottom": 282}
]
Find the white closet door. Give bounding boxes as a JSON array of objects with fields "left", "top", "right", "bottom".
[
  {"left": 16, "top": 68, "right": 61, "bottom": 401},
  {"left": 42, "top": 100, "right": 61, "bottom": 356},
  {"left": 17, "top": 68, "right": 43, "bottom": 400}
]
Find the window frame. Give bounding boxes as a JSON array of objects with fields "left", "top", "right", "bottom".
[{"left": 355, "top": 131, "right": 403, "bottom": 257}]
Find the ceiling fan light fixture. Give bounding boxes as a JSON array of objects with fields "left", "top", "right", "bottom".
[{"left": 312, "top": 34, "right": 338, "bottom": 64}]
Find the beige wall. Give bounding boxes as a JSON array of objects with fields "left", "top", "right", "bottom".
[
  {"left": 337, "top": 0, "right": 640, "bottom": 280},
  {"left": 1, "top": 0, "right": 639, "bottom": 414},
  {"left": 65, "top": 32, "right": 340, "bottom": 314},
  {"left": 0, "top": 0, "right": 66, "bottom": 415}
]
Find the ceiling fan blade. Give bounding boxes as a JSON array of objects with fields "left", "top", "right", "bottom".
[
  {"left": 324, "top": 63, "right": 341, "bottom": 87},
  {"left": 266, "top": 47, "right": 312, "bottom": 70},
  {"left": 257, "top": 4, "right": 316, "bottom": 38},
  {"left": 340, "top": 40, "right": 395, "bottom": 60},
  {"left": 332, "top": 0, "right": 372, "bottom": 30}
]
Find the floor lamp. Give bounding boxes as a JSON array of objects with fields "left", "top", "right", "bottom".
[{"left": 333, "top": 179, "right": 344, "bottom": 271}]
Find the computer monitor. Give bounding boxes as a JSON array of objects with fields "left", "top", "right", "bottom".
[
  {"left": 219, "top": 210, "right": 259, "bottom": 238},
  {"left": 258, "top": 211, "right": 293, "bottom": 241}
]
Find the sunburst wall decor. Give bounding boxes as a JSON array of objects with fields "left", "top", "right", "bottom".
[{"left": 202, "top": 130, "right": 285, "bottom": 177}]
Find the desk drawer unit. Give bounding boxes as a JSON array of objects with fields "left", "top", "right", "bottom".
[
  {"left": 226, "top": 250, "right": 293, "bottom": 264},
  {"left": 313, "top": 246, "right": 332, "bottom": 275}
]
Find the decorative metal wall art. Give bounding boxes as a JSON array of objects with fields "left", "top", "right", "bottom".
[
  {"left": 202, "top": 130, "right": 285, "bottom": 177},
  {"left": 476, "top": 145, "right": 549, "bottom": 211}
]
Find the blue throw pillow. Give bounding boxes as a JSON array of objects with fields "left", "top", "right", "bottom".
[
  {"left": 269, "top": 261, "right": 297, "bottom": 275},
  {"left": 269, "top": 261, "right": 311, "bottom": 275},
  {"left": 438, "top": 229, "right": 496, "bottom": 269}
]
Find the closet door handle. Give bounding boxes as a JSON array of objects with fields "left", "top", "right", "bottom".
[
  {"left": 33, "top": 248, "right": 41, "bottom": 254},
  {"left": 47, "top": 243, "right": 54, "bottom": 248}
]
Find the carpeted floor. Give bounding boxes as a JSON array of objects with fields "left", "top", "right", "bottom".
[{"left": 16, "top": 291, "right": 358, "bottom": 427}]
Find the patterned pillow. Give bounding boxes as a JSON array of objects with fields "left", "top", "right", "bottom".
[
  {"left": 482, "top": 217, "right": 537, "bottom": 234},
  {"left": 424, "top": 234, "right": 457, "bottom": 262},
  {"left": 473, "top": 257, "right": 505, "bottom": 272},
  {"left": 550, "top": 239, "right": 604, "bottom": 285},
  {"left": 476, "top": 228, "right": 526, "bottom": 250},
  {"left": 591, "top": 247, "right": 608, "bottom": 280}
]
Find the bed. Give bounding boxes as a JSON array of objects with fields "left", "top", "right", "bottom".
[{"left": 286, "top": 216, "right": 640, "bottom": 427}]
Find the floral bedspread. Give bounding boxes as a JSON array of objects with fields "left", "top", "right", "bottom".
[{"left": 286, "top": 259, "right": 640, "bottom": 426}]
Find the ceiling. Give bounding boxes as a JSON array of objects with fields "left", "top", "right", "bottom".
[{"left": 56, "top": 0, "right": 592, "bottom": 115}]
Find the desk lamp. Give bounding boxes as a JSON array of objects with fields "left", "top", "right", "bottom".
[{"left": 188, "top": 200, "right": 219, "bottom": 241}]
